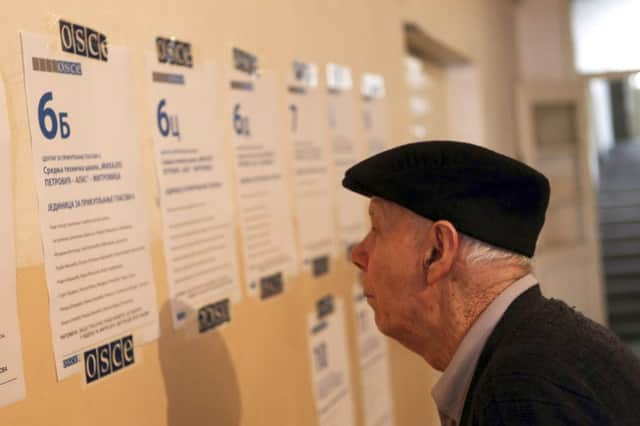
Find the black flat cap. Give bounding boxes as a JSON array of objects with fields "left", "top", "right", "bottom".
[{"left": 342, "top": 141, "right": 550, "bottom": 257}]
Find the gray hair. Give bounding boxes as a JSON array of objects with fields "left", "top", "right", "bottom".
[
  {"left": 407, "top": 210, "right": 532, "bottom": 272},
  {"left": 458, "top": 233, "right": 532, "bottom": 271}
]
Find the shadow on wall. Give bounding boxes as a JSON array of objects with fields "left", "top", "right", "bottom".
[{"left": 158, "top": 301, "right": 242, "bottom": 426}]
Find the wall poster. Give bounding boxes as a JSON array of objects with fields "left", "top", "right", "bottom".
[
  {"left": 148, "top": 37, "right": 240, "bottom": 333},
  {"left": 21, "top": 29, "right": 159, "bottom": 381}
]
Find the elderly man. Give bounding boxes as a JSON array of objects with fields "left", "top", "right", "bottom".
[{"left": 344, "top": 141, "right": 640, "bottom": 425}]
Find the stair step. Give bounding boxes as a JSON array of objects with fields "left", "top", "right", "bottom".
[
  {"left": 604, "top": 255, "right": 640, "bottom": 270},
  {"left": 608, "top": 320, "right": 640, "bottom": 339},
  {"left": 607, "top": 298, "right": 640, "bottom": 316},
  {"left": 603, "top": 253, "right": 640, "bottom": 265},
  {"left": 599, "top": 208, "right": 640, "bottom": 224},
  {"left": 606, "top": 279, "right": 640, "bottom": 296},
  {"left": 604, "top": 259, "right": 640, "bottom": 276},
  {"left": 602, "top": 154, "right": 640, "bottom": 163},
  {"left": 600, "top": 222, "right": 640, "bottom": 240},
  {"left": 605, "top": 274, "right": 640, "bottom": 285},
  {"left": 598, "top": 191, "right": 640, "bottom": 209},
  {"left": 600, "top": 184, "right": 640, "bottom": 192},
  {"left": 609, "top": 313, "right": 640, "bottom": 327},
  {"left": 599, "top": 166, "right": 640, "bottom": 174},
  {"left": 602, "top": 142, "right": 640, "bottom": 156},
  {"left": 602, "top": 239, "right": 640, "bottom": 256}
]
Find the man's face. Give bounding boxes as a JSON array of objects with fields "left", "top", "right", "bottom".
[{"left": 351, "top": 197, "right": 429, "bottom": 340}]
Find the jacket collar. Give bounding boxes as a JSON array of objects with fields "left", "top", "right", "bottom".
[{"left": 459, "top": 284, "right": 546, "bottom": 424}]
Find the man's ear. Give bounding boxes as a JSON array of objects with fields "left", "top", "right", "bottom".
[{"left": 423, "top": 220, "right": 459, "bottom": 284}]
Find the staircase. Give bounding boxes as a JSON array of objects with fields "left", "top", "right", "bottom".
[{"left": 599, "top": 141, "right": 640, "bottom": 355}]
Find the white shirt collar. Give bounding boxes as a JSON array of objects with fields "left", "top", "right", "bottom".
[{"left": 431, "top": 273, "right": 539, "bottom": 425}]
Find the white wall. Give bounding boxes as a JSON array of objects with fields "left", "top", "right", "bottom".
[
  {"left": 589, "top": 78, "right": 615, "bottom": 155},
  {"left": 572, "top": 0, "right": 640, "bottom": 74}
]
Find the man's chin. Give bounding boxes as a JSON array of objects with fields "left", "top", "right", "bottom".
[
  {"left": 372, "top": 312, "right": 393, "bottom": 336},
  {"left": 365, "top": 295, "right": 376, "bottom": 309}
]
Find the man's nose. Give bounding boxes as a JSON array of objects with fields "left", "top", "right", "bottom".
[{"left": 351, "top": 240, "right": 368, "bottom": 271}]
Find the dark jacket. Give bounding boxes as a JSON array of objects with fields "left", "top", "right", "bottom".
[{"left": 460, "top": 285, "right": 640, "bottom": 425}]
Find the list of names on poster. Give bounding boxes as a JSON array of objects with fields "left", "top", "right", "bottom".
[
  {"left": 21, "top": 32, "right": 159, "bottom": 380},
  {"left": 326, "top": 63, "right": 366, "bottom": 256},
  {"left": 0, "top": 77, "right": 26, "bottom": 407},
  {"left": 353, "top": 283, "right": 395, "bottom": 426},
  {"left": 308, "top": 296, "right": 356, "bottom": 426},
  {"left": 286, "top": 61, "right": 336, "bottom": 277},
  {"left": 228, "top": 49, "right": 297, "bottom": 300},
  {"left": 361, "top": 73, "right": 389, "bottom": 156},
  {"left": 148, "top": 48, "right": 241, "bottom": 331}
]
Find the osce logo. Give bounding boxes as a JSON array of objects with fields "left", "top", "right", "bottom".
[
  {"left": 84, "top": 335, "right": 134, "bottom": 384},
  {"left": 198, "top": 299, "right": 230, "bottom": 333},
  {"left": 59, "top": 19, "right": 108, "bottom": 62},
  {"left": 32, "top": 57, "right": 82, "bottom": 76},
  {"left": 156, "top": 37, "right": 193, "bottom": 68},
  {"left": 62, "top": 354, "right": 79, "bottom": 368},
  {"left": 260, "top": 272, "right": 283, "bottom": 300},
  {"left": 233, "top": 47, "right": 257, "bottom": 75}
]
